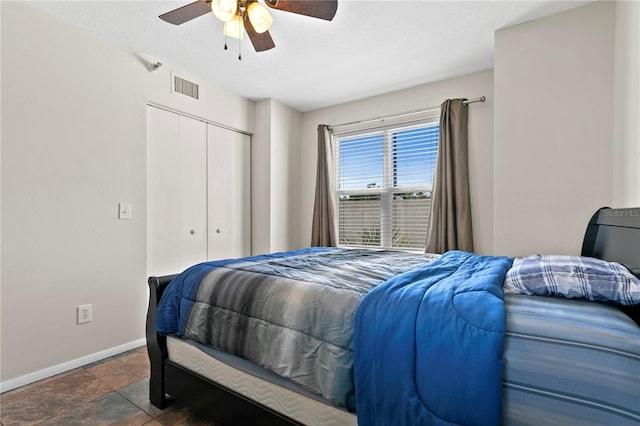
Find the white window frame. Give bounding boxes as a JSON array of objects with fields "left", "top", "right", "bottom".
[{"left": 334, "top": 117, "right": 439, "bottom": 251}]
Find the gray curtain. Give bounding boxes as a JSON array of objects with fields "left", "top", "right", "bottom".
[
  {"left": 425, "top": 99, "right": 474, "bottom": 254},
  {"left": 311, "top": 125, "right": 338, "bottom": 247}
]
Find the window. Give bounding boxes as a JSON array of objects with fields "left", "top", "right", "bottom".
[{"left": 335, "top": 119, "right": 439, "bottom": 250}]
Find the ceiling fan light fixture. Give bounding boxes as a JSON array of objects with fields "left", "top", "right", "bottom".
[
  {"left": 247, "top": 2, "right": 273, "bottom": 34},
  {"left": 159, "top": 0, "right": 337, "bottom": 53},
  {"left": 211, "top": 0, "right": 237, "bottom": 22},
  {"left": 223, "top": 14, "right": 244, "bottom": 40}
]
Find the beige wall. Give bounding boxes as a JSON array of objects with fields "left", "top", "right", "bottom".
[
  {"left": 298, "top": 70, "right": 495, "bottom": 254},
  {"left": 269, "top": 101, "right": 302, "bottom": 252},
  {"left": 251, "top": 99, "right": 302, "bottom": 254},
  {"left": 494, "top": 1, "right": 615, "bottom": 257},
  {"left": 0, "top": 1, "right": 253, "bottom": 389},
  {"left": 613, "top": 0, "right": 640, "bottom": 207},
  {"left": 252, "top": 100, "right": 272, "bottom": 255}
]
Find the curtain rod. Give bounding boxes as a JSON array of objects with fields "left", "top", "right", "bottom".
[{"left": 328, "top": 96, "right": 485, "bottom": 131}]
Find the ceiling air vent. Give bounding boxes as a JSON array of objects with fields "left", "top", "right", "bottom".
[{"left": 173, "top": 75, "right": 199, "bottom": 99}]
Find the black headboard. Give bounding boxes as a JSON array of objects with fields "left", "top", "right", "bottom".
[
  {"left": 581, "top": 207, "right": 640, "bottom": 278},
  {"left": 581, "top": 207, "right": 640, "bottom": 326}
]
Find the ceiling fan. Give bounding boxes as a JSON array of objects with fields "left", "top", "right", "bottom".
[{"left": 159, "top": 0, "right": 338, "bottom": 54}]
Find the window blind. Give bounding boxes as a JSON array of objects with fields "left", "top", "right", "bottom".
[{"left": 335, "top": 120, "right": 439, "bottom": 250}]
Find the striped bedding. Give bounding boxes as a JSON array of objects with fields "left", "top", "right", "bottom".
[
  {"left": 156, "top": 248, "right": 639, "bottom": 423},
  {"left": 163, "top": 291, "right": 640, "bottom": 424},
  {"left": 157, "top": 248, "right": 442, "bottom": 411},
  {"left": 503, "top": 293, "right": 640, "bottom": 425}
]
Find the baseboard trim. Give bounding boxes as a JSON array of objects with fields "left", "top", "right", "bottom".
[{"left": 0, "top": 338, "right": 147, "bottom": 393}]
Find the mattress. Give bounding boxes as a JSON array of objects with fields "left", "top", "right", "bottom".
[
  {"left": 166, "top": 336, "right": 357, "bottom": 426},
  {"left": 167, "top": 294, "right": 640, "bottom": 425}
]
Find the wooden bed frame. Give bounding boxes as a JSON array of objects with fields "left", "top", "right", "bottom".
[{"left": 146, "top": 206, "right": 640, "bottom": 425}]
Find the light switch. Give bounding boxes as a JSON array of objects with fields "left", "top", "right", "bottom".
[{"left": 118, "top": 202, "right": 132, "bottom": 220}]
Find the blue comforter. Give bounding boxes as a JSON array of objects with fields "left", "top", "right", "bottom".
[
  {"left": 156, "top": 247, "right": 442, "bottom": 411},
  {"left": 354, "top": 251, "right": 513, "bottom": 426}
]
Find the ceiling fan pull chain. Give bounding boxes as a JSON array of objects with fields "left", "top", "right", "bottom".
[{"left": 238, "top": 33, "right": 242, "bottom": 60}]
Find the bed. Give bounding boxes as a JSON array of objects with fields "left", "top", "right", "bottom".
[{"left": 146, "top": 207, "right": 640, "bottom": 425}]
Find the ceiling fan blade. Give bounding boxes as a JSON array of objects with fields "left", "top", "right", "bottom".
[
  {"left": 264, "top": 0, "right": 337, "bottom": 21},
  {"left": 243, "top": 13, "right": 276, "bottom": 52},
  {"left": 159, "top": 0, "right": 212, "bottom": 25}
]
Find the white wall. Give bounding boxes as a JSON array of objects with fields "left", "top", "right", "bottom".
[
  {"left": 252, "top": 100, "right": 272, "bottom": 255},
  {"left": 493, "top": 1, "right": 615, "bottom": 257},
  {"left": 0, "top": 1, "right": 3, "bottom": 373},
  {"left": 252, "top": 99, "right": 302, "bottom": 254},
  {"left": 613, "top": 0, "right": 640, "bottom": 207},
  {"left": 270, "top": 101, "right": 302, "bottom": 252},
  {"left": 0, "top": 1, "right": 253, "bottom": 389},
  {"left": 298, "top": 70, "right": 495, "bottom": 254}
]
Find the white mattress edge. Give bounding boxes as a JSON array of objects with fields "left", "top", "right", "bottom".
[{"left": 166, "top": 336, "right": 357, "bottom": 426}]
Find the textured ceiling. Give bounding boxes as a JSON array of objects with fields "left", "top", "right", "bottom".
[{"left": 25, "top": 0, "right": 592, "bottom": 112}]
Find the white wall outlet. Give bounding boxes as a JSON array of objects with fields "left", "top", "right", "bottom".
[
  {"left": 77, "top": 304, "right": 92, "bottom": 324},
  {"left": 118, "top": 202, "right": 132, "bottom": 220}
]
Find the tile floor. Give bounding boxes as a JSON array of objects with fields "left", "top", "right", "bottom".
[{"left": 0, "top": 346, "right": 217, "bottom": 425}]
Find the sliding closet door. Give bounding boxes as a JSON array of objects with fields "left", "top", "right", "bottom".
[
  {"left": 207, "top": 125, "right": 251, "bottom": 260},
  {"left": 147, "top": 106, "right": 207, "bottom": 275},
  {"left": 178, "top": 117, "right": 208, "bottom": 267}
]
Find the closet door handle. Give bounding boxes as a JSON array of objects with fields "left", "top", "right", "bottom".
[
  {"left": 189, "top": 229, "right": 196, "bottom": 235},
  {"left": 216, "top": 229, "right": 222, "bottom": 234}
]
